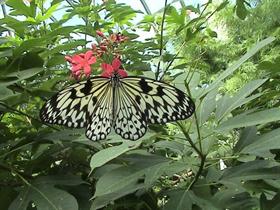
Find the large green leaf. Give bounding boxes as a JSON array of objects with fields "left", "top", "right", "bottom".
[
  {"left": 235, "top": 0, "right": 248, "bottom": 20},
  {"left": 197, "top": 88, "right": 217, "bottom": 125},
  {"left": 233, "top": 126, "right": 258, "bottom": 153},
  {"left": 36, "top": 3, "right": 60, "bottom": 22},
  {"left": 14, "top": 38, "right": 48, "bottom": 56},
  {"left": 241, "top": 128, "right": 280, "bottom": 156},
  {"left": 0, "top": 86, "right": 14, "bottom": 100},
  {"left": 90, "top": 182, "right": 144, "bottom": 210},
  {"left": 216, "top": 108, "right": 280, "bottom": 131},
  {"left": 40, "top": 40, "right": 87, "bottom": 58},
  {"left": 164, "top": 190, "right": 219, "bottom": 210},
  {"left": 8, "top": 175, "right": 84, "bottom": 210},
  {"left": 1, "top": 67, "right": 44, "bottom": 86},
  {"left": 164, "top": 190, "right": 192, "bottom": 210},
  {"left": 216, "top": 79, "right": 266, "bottom": 121},
  {"left": 90, "top": 139, "right": 142, "bottom": 172},
  {"left": 213, "top": 190, "right": 258, "bottom": 209},
  {"left": 6, "top": 0, "right": 36, "bottom": 17},
  {"left": 93, "top": 159, "right": 169, "bottom": 199},
  {"left": 220, "top": 160, "right": 280, "bottom": 182}
]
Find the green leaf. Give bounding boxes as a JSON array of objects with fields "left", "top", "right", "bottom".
[
  {"left": 40, "top": 129, "right": 84, "bottom": 142},
  {"left": 0, "top": 16, "right": 28, "bottom": 35},
  {"left": 236, "top": 0, "right": 248, "bottom": 20},
  {"left": 233, "top": 126, "right": 258, "bottom": 153},
  {"left": 258, "top": 56, "right": 280, "bottom": 75},
  {"left": 216, "top": 79, "right": 266, "bottom": 121},
  {"left": 241, "top": 128, "right": 280, "bottom": 156},
  {"left": 47, "top": 26, "right": 79, "bottom": 38},
  {"left": 91, "top": 182, "right": 144, "bottom": 210},
  {"left": 213, "top": 190, "right": 258, "bottom": 209},
  {"left": 6, "top": 0, "right": 36, "bottom": 17},
  {"left": 197, "top": 88, "right": 217, "bottom": 125},
  {"left": 93, "top": 153, "right": 169, "bottom": 198},
  {"left": 37, "top": 3, "right": 60, "bottom": 22},
  {"left": 216, "top": 108, "right": 280, "bottom": 131},
  {"left": 144, "top": 161, "right": 170, "bottom": 187},
  {"left": 40, "top": 40, "right": 86, "bottom": 58},
  {"left": 216, "top": 0, "right": 230, "bottom": 12},
  {"left": 220, "top": 160, "right": 280, "bottom": 182},
  {"left": 0, "top": 86, "right": 14, "bottom": 100},
  {"left": 93, "top": 165, "right": 145, "bottom": 199},
  {"left": 9, "top": 175, "right": 83, "bottom": 210},
  {"left": 0, "top": 49, "right": 13, "bottom": 58},
  {"left": 14, "top": 38, "right": 48, "bottom": 56},
  {"left": 0, "top": 68, "right": 44, "bottom": 87},
  {"left": 0, "top": 187, "right": 18, "bottom": 210},
  {"left": 198, "top": 36, "right": 275, "bottom": 99},
  {"left": 164, "top": 190, "right": 192, "bottom": 210},
  {"left": 90, "top": 139, "right": 142, "bottom": 172},
  {"left": 164, "top": 190, "right": 218, "bottom": 210}
]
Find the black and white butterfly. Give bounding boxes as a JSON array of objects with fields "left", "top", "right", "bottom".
[{"left": 40, "top": 75, "right": 195, "bottom": 141}]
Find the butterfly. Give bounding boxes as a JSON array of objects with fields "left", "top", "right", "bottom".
[{"left": 40, "top": 74, "right": 195, "bottom": 141}]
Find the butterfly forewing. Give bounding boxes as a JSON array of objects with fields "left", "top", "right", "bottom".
[
  {"left": 119, "top": 77, "right": 195, "bottom": 124},
  {"left": 40, "top": 77, "right": 112, "bottom": 138}
]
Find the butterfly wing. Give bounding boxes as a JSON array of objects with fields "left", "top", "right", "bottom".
[
  {"left": 85, "top": 79, "right": 113, "bottom": 140},
  {"left": 40, "top": 77, "right": 113, "bottom": 140},
  {"left": 113, "top": 81, "right": 147, "bottom": 140},
  {"left": 119, "top": 76, "right": 195, "bottom": 124}
]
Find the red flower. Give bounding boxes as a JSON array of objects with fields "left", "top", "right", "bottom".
[
  {"left": 101, "top": 58, "right": 128, "bottom": 78},
  {"left": 96, "top": 30, "right": 105, "bottom": 38},
  {"left": 65, "top": 50, "right": 96, "bottom": 78}
]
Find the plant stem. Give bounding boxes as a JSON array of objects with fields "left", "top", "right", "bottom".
[
  {"left": 177, "top": 121, "right": 206, "bottom": 190},
  {"left": 183, "top": 72, "right": 202, "bottom": 152},
  {"left": 187, "top": 154, "right": 206, "bottom": 190},
  {"left": 177, "top": 122, "right": 203, "bottom": 159},
  {"left": 139, "top": 0, "right": 152, "bottom": 14},
  {"left": 155, "top": 0, "right": 168, "bottom": 80}
]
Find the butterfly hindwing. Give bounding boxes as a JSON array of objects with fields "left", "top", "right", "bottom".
[
  {"left": 85, "top": 80, "right": 113, "bottom": 140},
  {"left": 113, "top": 83, "right": 147, "bottom": 140},
  {"left": 119, "top": 76, "right": 195, "bottom": 124}
]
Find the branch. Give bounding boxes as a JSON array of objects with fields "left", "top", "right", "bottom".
[{"left": 155, "top": 0, "right": 168, "bottom": 80}]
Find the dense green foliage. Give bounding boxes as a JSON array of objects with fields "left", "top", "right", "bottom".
[{"left": 0, "top": 0, "right": 279, "bottom": 209}]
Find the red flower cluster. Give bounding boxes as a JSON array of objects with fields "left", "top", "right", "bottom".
[
  {"left": 65, "top": 31, "right": 128, "bottom": 79},
  {"left": 92, "top": 30, "right": 128, "bottom": 57}
]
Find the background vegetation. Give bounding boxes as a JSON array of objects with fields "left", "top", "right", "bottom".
[{"left": 0, "top": 0, "right": 279, "bottom": 209}]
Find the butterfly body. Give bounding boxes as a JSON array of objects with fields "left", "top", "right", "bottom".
[{"left": 40, "top": 74, "right": 195, "bottom": 141}]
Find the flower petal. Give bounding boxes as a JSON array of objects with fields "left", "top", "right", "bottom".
[
  {"left": 83, "top": 65, "right": 92, "bottom": 76},
  {"left": 118, "top": 69, "right": 128, "bottom": 78},
  {"left": 88, "top": 56, "right": 96, "bottom": 64},
  {"left": 72, "top": 55, "right": 84, "bottom": 64},
  {"left": 112, "top": 58, "right": 121, "bottom": 70},
  {"left": 101, "top": 63, "right": 113, "bottom": 72},
  {"left": 101, "top": 71, "right": 111, "bottom": 78},
  {"left": 85, "top": 50, "right": 93, "bottom": 60},
  {"left": 72, "top": 64, "right": 82, "bottom": 71},
  {"left": 65, "top": 56, "right": 73, "bottom": 63},
  {"left": 96, "top": 30, "right": 105, "bottom": 37}
]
